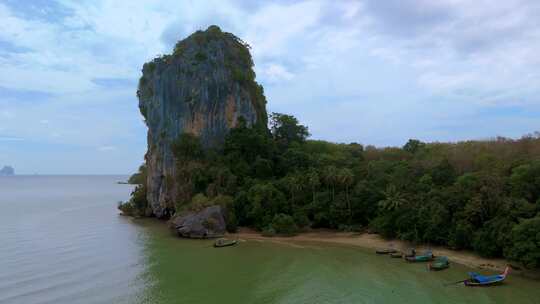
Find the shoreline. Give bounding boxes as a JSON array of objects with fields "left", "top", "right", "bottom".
[{"left": 228, "top": 228, "right": 538, "bottom": 278}]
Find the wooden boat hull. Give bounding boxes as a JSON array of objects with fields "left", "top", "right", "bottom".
[
  {"left": 428, "top": 263, "right": 449, "bottom": 270},
  {"left": 406, "top": 250, "right": 433, "bottom": 262},
  {"left": 463, "top": 266, "right": 510, "bottom": 287},
  {"left": 428, "top": 256, "right": 449, "bottom": 270},
  {"left": 464, "top": 279, "right": 504, "bottom": 287},
  {"left": 376, "top": 249, "right": 397, "bottom": 254},
  {"left": 406, "top": 256, "right": 433, "bottom": 262},
  {"left": 214, "top": 240, "right": 237, "bottom": 248},
  {"left": 390, "top": 253, "right": 403, "bottom": 258}
]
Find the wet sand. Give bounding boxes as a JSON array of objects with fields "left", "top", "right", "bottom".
[{"left": 230, "top": 228, "right": 518, "bottom": 274}]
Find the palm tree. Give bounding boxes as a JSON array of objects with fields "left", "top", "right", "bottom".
[
  {"left": 378, "top": 184, "right": 407, "bottom": 211},
  {"left": 323, "top": 166, "right": 338, "bottom": 202},
  {"left": 338, "top": 168, "right": 354, "bottom": 224},
  {"left": 307, "top": 168, "right": 320, "bottom": 205},
  {"left": 287, "top": 174, "right": 302, "bottom": 205}
]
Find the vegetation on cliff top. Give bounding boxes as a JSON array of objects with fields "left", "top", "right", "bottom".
[{"left": 137, "top": 25, "right": 267, "bottom": 128}]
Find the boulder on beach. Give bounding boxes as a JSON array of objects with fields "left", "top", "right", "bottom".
[{"left": 172, "top": 205, "right": 226, "bottom": 238}]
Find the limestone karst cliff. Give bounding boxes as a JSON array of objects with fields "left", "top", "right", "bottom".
[{"left": 138, "top": 25, "right": 268, "bottom": 217}]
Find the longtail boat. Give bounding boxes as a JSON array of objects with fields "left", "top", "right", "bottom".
[
  {"left": 405, "top": 250, "right": 433, "bottom": 262},
  {"left": 390, "top": 252, "right": 403, "bottom": 258},
  {"left": 375, "top": 248, "right": 397, "bottom": 254},
  {"left": 464, "top": 266, "right": 510, "bottom": 287},
  {"left": 214, "top": 238, "right": 237, "bottom": 248},
  {"left": 428, "top": 256, "right": 449, "bottom": 270},
  {"left": 404, "top": 248, "right": 416, "bottom": 258}
]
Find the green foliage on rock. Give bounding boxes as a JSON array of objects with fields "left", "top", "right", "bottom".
[
  {"left": 128, "top": 164, "right": 147, "bottom": 184},
  {"left": 118, "top": 184, "right": 149, "bottom": 217},
  {"left": 172, "top": 133, "right": 205, "bottom": 161},
  {"left": 166, "top": 25, "right": 267, "bottom": 128}
]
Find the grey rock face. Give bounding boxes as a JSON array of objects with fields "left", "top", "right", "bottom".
[
  {"left": 172, "top": 205, "right": 226, "bottom": 238},
  {"left": 138, "top": 25, "right": 268, "bottom": 217},
  {"left": 0, "top": 166, "right": 14, "bottom": 176}
]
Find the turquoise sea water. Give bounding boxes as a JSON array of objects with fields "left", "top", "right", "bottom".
[{"left": 1, "top": 176, "right": 538, "bottom": 303}]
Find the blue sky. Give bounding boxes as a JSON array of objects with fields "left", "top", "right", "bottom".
[{"left": 1, "top": 0, "right": 540, "bottom": 174}]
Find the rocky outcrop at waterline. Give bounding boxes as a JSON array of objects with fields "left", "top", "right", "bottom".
[
  {"left": 138, "top": 25, "right": 268, "bottom": 217},
  {"left": 172, "top": 205, "right": 226, "bottom": 238}
]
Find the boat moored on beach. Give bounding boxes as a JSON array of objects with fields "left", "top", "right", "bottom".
[
  {"left": 463, "top": 266, "right": 511, "bottom": 286},
  {"left": 428, "top": 256, "right": 449, "bottom": 270},
  {"left": 214, "top": 238, "right": 238, "bottom": 248},
  {"left": 406, "top": 250, "right": 434, "bottom": 262},
  {"left": 376, "top": 248, "right": 397, "bottom": 254}
]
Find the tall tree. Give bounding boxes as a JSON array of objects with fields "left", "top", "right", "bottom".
[
  {"left": 269, "top": 112, "right": 310, "bottom": 148},
  {"left": 338, "top": 168, "right": 355, "bottom": 224}
]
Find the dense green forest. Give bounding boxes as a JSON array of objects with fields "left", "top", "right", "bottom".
[{"left": 120, "top": 114, "right": 540, "bottom": 269}]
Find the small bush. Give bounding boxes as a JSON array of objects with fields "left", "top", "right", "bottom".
[
  {"left": 195, "top": 52, "right": 207, "bottom": 62},
  {"left": 293, "top": 209, "right": 311, "bottom": 228},
  {"left": 172, "top": 133, "right": 204, "bottom": 161},
  {"left": 338, "top": 224, "right": 363, "bottom": 232},
  {"left": 368, "top": 215, "right": 395, "bottom": 238},
  {"left": 118, "top": 201, "right": 134, "bottom": 216},
  {"left": 188, "top": 193, "right": 211, "bottom": 211},
  {"left": 128, "top": 164, "right": 147, "bottom": 184},
  {"left": 261, "top": 226, "right": 276, "bottom": 237},
  {"left": 118, "top": 185, "right": 148, "bottom": 217},
  {"left": 270, "top": 213, "right": 298, "bottom": 236}
]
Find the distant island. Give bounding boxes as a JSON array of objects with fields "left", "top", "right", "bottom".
[
  {"left": 0, "top": 166, "right": 15, "bottom": 176},
  {"left": 119, "top": 26, "right": 540, "bottom": 271}
]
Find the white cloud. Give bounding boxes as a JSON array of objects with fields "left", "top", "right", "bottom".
[
  {"left": 243, "top": 1, "right": 323, "bottom": 58},
  {"left": 1, "top": 0, "right": 540, "bottom": 173},
  {"left": 360, "top": 0, "right": 540, "bottom": 102},
  {"left": 258, "top": 63, "right": 294, "bottom": 83}
]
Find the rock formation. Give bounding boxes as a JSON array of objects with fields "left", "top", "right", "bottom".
[
  {"left": 0, "top": 166, "right": 14, "bottom": 176},
  {"left": 172, "top": 205, "right": 226, "bottom": 238},
  {"left": 138, "top": 25, "right": 268, "bottom": 217}
]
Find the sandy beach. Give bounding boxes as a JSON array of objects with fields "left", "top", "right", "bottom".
[{"left": 229, "top": 228, "right": 522, "bottom": 275}]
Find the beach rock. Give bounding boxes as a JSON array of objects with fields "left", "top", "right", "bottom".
[
  {"left": 138, "top": 25, "right": 268, "bottom": 217},
  {"left": 172, "top": 205, "right": 226, "bottom": 238}
]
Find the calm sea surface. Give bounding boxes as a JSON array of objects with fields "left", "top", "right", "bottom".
[{"left": 1, "top": 175, "right": 539, "bottom": 304}]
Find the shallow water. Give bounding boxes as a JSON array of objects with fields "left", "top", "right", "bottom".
[{"left": 1, "top": 176, "right": 539, "bottom": 304}]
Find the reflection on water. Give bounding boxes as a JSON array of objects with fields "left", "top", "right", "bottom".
[{"left": 1, "top": 176, "right": 539, "bottom": 304}]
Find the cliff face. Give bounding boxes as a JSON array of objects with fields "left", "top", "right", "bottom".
[{"left": 138, "top": 26, "right": 268, "bottom": 217}]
